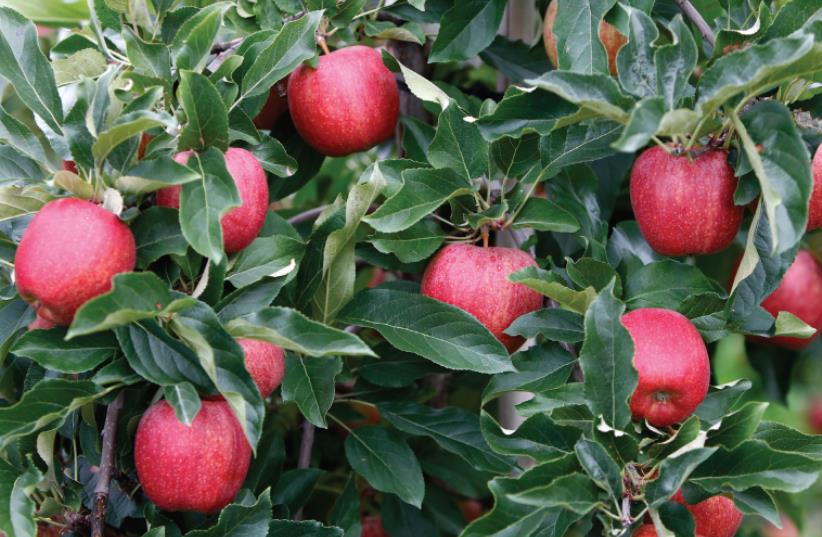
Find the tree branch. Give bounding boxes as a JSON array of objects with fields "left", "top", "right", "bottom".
[
  {"left": 287, "top": 206, "right": 328, "bottom": 226},
  {"left": 92, "top": 391, "right": 125, "bottom": 537},
  {"left": 675, "top": 0, "right": 716, "bottom": 46},
  {"left": 295, "top": 419, "right": 316, "bottom": 521}
]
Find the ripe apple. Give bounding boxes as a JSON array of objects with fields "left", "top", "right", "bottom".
[
  {"left": 543, "top": 0, "right": 627, "bottom": 75},
  {"left": 61, "top": 160, "right": 77, "bottom": 174},
  {"left": 134, "top": 399, "right": 251, "bottom": 514},
  {"left": 15, "top": 198, "right": 136, "bottom": 326},
  {"left": 237, "top": 338, "right": 285, "bottom": 399},
  {"left": 253, "top": 79, "right": 289, "bottom": 131},
  {"left": 633, "top": 525, "right": 659, "bottom": 537},
  {"left": 27, "top": 314, "right": 55, "bottom": 331},
  {"left": 752, "top": 250, "right": 822, "bottom": 350},
  {"left": 287, "top": 46, "right": 399, "bottom": 157},
  {"left": 156, "top": 147, "right": 268, "bottom": 253},
  {"left": 809, "top": 144, "right": 822, "bottom": 229},
  {"left": 630, "top": 146, "right": 743, "bottom": 256},
  {"left": 763, "top": 515, "right": 799, "bottom": 537},
  {"left": 808, "top": 397, "right": 822, "bottom": 434},
  {"left": 421, "top": 244, "right": 544, "bottom": 353},
  {"left": 361, "top": 516, "right": 388, "bottom": 537},
  {"left": 673, "top": 491, "right": 743, "bottom": 537},
  {"left": 621, "top": 308, "right": 710, "bottom": 427},
  {"left": 459, "top": 499, "right": 485, "bottom": 523}
]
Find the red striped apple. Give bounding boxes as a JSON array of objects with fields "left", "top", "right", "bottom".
[
  {"left": 237, "top": 338, "right": 285, "bottom": 399},
  {"left": 809, "top": 144, "right": 822, "bottom": 230},
  {"left": 674, "top": 491, "right": 743, "bottom": 537}
]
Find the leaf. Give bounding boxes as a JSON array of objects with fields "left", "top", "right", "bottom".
[
  {"left": 227, "top": 307, "right": 375, "bottom": 357},
  {"left": 574, "top": 439, "right": 623, "bottom": 500},
  {"left": 338, "top": 288, "right": 513, "bottom": 374},
  {"left": 177, "top": 71, "right": 230, "bottom": 152},
  {"left": 645, "top": 448, "right": 717, "bottom": 507},
  {"left": 282, "top": 355, "right": 342, "bottom": 428},
  {"left": 271, "top": 468, "right": 323, "bottom": 513},
  {"left": 624, "top": 260, "right": 724, "bottom": 310},
  {"left": 117, "top": 155, "right": 202, "bottom": 194},
  {"left": 92, "top": 111, "right": 167, "bottom": 164},
  {"left": 52, "top": 48, "right": 107, "bottom": 86},
  {"left": 0, "top": 459, "right": 39, "bottom": 537},
  {"left": 504, "top": 308, "right": 584, "bottom": 343},
  {"left": 171, "top": 2, "right": 227, "bottom": 72},
  {"left": 507, "top": 473, "right": 601, "bottom": 514},
  {"left": 0, "top": 185, "right": 53, "bottom": 221},
  {"left": 754, "top": 422, "right": 822, "bottom": 461},
  {"left": 240, "top": 11, "right": 322, "bottom": 103},
  {"left": 0, "top": 105, "right": 47, "bottom": 163},
  {"left": 773, "top": 311, "right": 817, "bottom": 338},
  {"left": 579, "top": 281, "right": 636, "bottom": 431},
  {"left": 508, "top": 266, "right": 596, "bottom": 314},
  {"left": 131, "top": 206, "right": 189, "bottom": 268},
  {"left": 216, "top": 279, "right": 288, "bottom": 322},
  {"left": 510, "top": 197, "right": 580, "bottom": 233},
  {"left": 476, "top": 87, "right": 578, "bottom": 142},
  {"left": 427, "top": 103, "right": 489, "bottom": 180},
  {"left": 0, "top": 6, "right": 63, "bottom": 132},
  {"left": 344, "top": 426, "right": 425, "bottom": 508},
  {"left": 655, "top": 16, "right": 697, "bottom": 109},
  {"left": 526, "top": 71, "right": 634, "bottom": 123},
  {"left": 0, "top": 147, "right": 43, "bottom": 184},
  {"left": 252, "top": 135, "right": 298, "bottom": 177},
  {"left": 706, "top": 401, "right": 767, "bottom": 450},
  {"left": 379, "top": 401, "right": 515, "bottom": 473},
  {"left": 163, "top": 382, "right": 201, "bottom": 426},
  {"left": 267, "top": 520, "right": 343, "bottom": 537},
  {"left": 611, "top": 97, "right": 666, "bottom": 153},
  {"left": 363, "top": 20, "right": 425, "bottom": 45},
  {"left": 537, "top": 121, "right": 624, "bottom": 180},
  {"left": 730, "top": 100, "right": 812, "bottom": 255},
  {"left": 68, "top": 273, "right": 196, "bottom": 338},
  {"left": 479, "top": 36, "right": 553, "bottom": 85},
  {"left": 184, "top": 489, "right": 272, "bottom": 537},
  {"left": 123, "top": 27, "right": 172, "bottom": 82},
  {"left": 694, "top": 380, "right": 752, "bottom": 427},
  {"left": 0, "top": 379, "right": 104, "bottom": 448},
  {"left": 615, "top": 8, "right": 658, "bottom": 98},
  {"left": 381, "top": 51, "right": 451, "bottom": 109},
  {"left": 178, "top": 147, "right": 241, "bottom": 264},
  {"left": 363, "top": 168, "right": 474, "bottom": 233},
  {"left": 429, "top": 0, "right": 506, "bottom": 63},
  {"left": 480, "top": 411, "right": 581, "bottom": 463},
  {"left": 329, "top": 475, "right": 361, "bottom": 537},
  {"left": 371, "top": 219, "right": 445, "bottom": 264},
  {"left": 12, "top": 328, "right": 117, "bottom": 373},
  {"left": 551, "top": 0, "right": 615, "bottom": 74},
  {"left": 381, "top": 494, "right": 437, "bottom": 537},
  {"left": 482, "top": 342, "right": 576, "bottom": 404},
  {"left": 228, "top": 235, "right": 305, "bottom": 288}
]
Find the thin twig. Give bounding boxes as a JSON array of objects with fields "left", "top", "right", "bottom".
[
  {"left": 287, "top": 206, "right": 328, "bottom": 225},
  {"left": 92, "top": 391, "right": 125, "bottom": 537},
  {"left": 295, "top": 420, "right": 316, "bottom": 521},
  {"left": 674, "top": 0, "right": 716, "bottom": 46}
]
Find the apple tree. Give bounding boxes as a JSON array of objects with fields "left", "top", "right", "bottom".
[{"left": 0, "top": 0, "right": 821, "bottom": 536}]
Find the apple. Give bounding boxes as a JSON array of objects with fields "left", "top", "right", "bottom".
[
  {"left": 237, "top": 338, "right": 285, "bottom": 399},
  {"left": 15, "top": 198, "right": 136, "bottom": 326},
  {"left": 543, "top": 0, "right": 627, "bottom": 75},
  {"left": 622, "top": 308, "right": 710, "bottom": 427},
  {"left": 809, "top": 144, "right": 822, "bottom": 230},
  {"left": 763, "top": 515, "right": 799, "bottom": 537},
  {"left": 808, "top": 397, "right": 822, "bottom": 434},
  {"left": 633, "top": 525, "right": 659, "bottom": 537},
  {"left": 752, "top": 250, "right": 822, "bottom": 350},
  {"left": 673, "top": 491, "right": 743, "bottom": 537},
  {"left": 27, "top": 314, "right": 55, "bottom": 331},
  {"left": 253, "top": 79, "right": 289, "bottom": 131},
  {"left": 156, "top": 147, "right": 268, "bottom": 253},
  {"left": 361, "top": 516, "right": 388, "bottom": 537},
  {"left": 61, "top": 160, "right": 77, "bottom": 174},
  {"left": 630, "top": 146, "right": 743, "bottom": 256},
  {"left": 287, "top": 46, "right": 399, "bottom": 157},
  {"left": 134, "top": 399, "right": 251, "bottom": 514},
  {"left": 421, "top": 244, "right": 544, "bottom": 353},
  {"left": 459, "top": 499, "right": 485, "bottom": 523}
]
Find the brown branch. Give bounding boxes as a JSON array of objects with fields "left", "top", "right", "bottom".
[
  {"left": 287, "top": 206, "right": 328, "bottom": 226},
  {"left": 92, "top": 391, "right": 125, "bottom": 537},
  {"left": 294, "top": 419, "right": 316, "bottom": 521},
  {"left": 675, "top": 0, "right": 716, "bottom": 46}
]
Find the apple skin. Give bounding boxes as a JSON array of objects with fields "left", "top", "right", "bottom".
[
  {"left": 633, "top": 525, "right": 658, "bottom": 537},
  {"left": 15, "top": 198, "right": 136, "bottom": 326},
  {"left": 27, "top": 314, "right": 55, "bottom": 331},
  {"left": 753, "top": 250, "right": 822, "bottom": 350},
  {"left": 361, "top": 516, "right": 388, "bottom": 537},
  {"left": 134, "top": 399, "right": 251, "bottom": 514},
  {"left": 673, "top": 491, "right": 743, "bottom": 537},
  {"left": 156, "top": 147, "right": 268, "bottom": 253},
  {"left": 809, "top": 144, "right": 822, "bottom": 230},
  {"left": 421, "top": 244, "right": 544, "bottom": 353},
  {"left": 763, "top": 515, "right": 799, "bottom": 537},
  {"left": 237, "top": 338, "right": 285, "bottom": 399},
  {"left": 808, "top": 398, "right": 822, "bottom": 434},
  {"left": 543, "top": 0, "right": 627, "bottom": 75},
  {"left": 61, "top": 160, "right": 77, "bottom": 173},
  {"left": 287, "top": 46, "right": 399, "bottom": 157},
  {"left": 459, "top": 499, "right": 485, "bottom": 523},
  {"left": 630, "top": 146, "right": 743, "bottom": 256},
  {"left": 253, "top": 79, "right": 289, "bottom": 131},
  {"left": 622, "top": 308, "right": 710, "bottom": 427}
]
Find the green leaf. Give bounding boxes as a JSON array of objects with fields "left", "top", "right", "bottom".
[
  {"left": 184, "top": 489, "right": 272, "bottom": 537},
  {"left": 615, "top": 8, "right": 658, "bottom": 98},
  {"left": 0, "top": 459, "right": 39, "bottom": 537},
  {"left": 240, "top": 11, "right": 322, "bottom": 103},
  {"left": 163, "top": 382, "right": 201, "bottom": 426},
  {"left": 428, "top": 0, "right": 506, "bottom": 63},
  {"left": 624, "top": 259, "right": 724, "bottom": 310},
  {"left": 0, "top": 185, "right": 53, "bottom": 221},
  {"left": 0, "top": 6, "right": 63, "bottom": 132},
  {"left": 267, "top": 520, "right": 343, "bottom": 536},
  {"left": 694, "top": 380, "right": 752, "bottom": 427},
  {"left": 504, "top": 308, "right": 584, "bottom": 343},
  {"left": 52, "top": 48, "right": 107, "bottom": 86},
  {"left": 645, "top": 448, "right": 717, "bottom": 507},
  {"left": 707, "top": 402, "right": 768, "bottom": 450},
  {"left": 579, "top": 281, "right": 637, "bottom": 431},
  {"left": 552, "top": 0, "right": 615, "bottom": 74},
  {"left": 479, "top": 35, "right": 553, "bottom": 85},
  {"left": 329, "top": 475, "right": 361, "bottom": 537},
  {"left": 12, "top": 328, "right": 117, "bottom": 373},
  {"left": 68, "top": 273, "right": 196, "bottom": 338},
  {"left": 0, "top": 146, "right": 44, "bottom": 184},
  {"left": 0, "top": 0, "right": 88, "bottom": 23},
  {"left": 171, "top": 2, "right": 227, "bottom": 72},
  {"left": 282, "top": 355, "right": 342, "bottom": 428},
  {"left": 574, "top": 439, "right": 623, "bottom": 500},
  {"left": 537, "top": 120, "right": 624, "bottom": 180},
  {"left": 730, "top": 100, "right": 811, "bottom": 255},
  {"left": 0, "top": 105, "right": 47, "bottom": 163},
  {"left": 123, "top": 27, "right": 172, "bottom": 82},
  {"left": 371, "top": 219, "right": 445, "bottom": 264},
  {"left": 271, "top": 468, "right": 323, "bottom": 513},
  {"left": 364, "top": 168, "right": 474, "bottom": 233},
  {"left": 178, "top": 147, "right": 241, "bottom": 264},
  {"left": 228, "top": 235, "right": 305, "bottom": 288},
  {"left": 510, "top": 197, "right": 580, "bottom": 233},
  {"left": 773, "top": 311, "right": 817, "bottom": 338},
  {"left": 177, "top": 71, "right": 230, "bottom": 152},
  {"left": 363, "top": 20, "right": 426, "bottom": 45},
  {"left": 338, "top": 288, "right": 513, "bottom": 374},
  {"left": 508, "top": 266, "right": 596, "bottom": 314},
  {"left": 379, "top": 401, "right": 515, "bottom": 473},
  {"left": 358, "top": 346, "right": 440, "bottom": 388},
  {"left": 381, "top": 494, "right": 437, "bottom": 537},
  {"left": 611, "top": 97, "right": 666, "bottom": 153},
  {"left": 526, "top": 71, "right": 633, "bottom": 122},
  {"left": 92, "top": 111, "right": 167, "bottom": 164},
  {"left": 480, "top": 411, "right": 580, "bottom": 463},
  {"left": 428, "top": 103, "right": 489, "bottom": 180},
  {"left": 507, "top": 473, "right": 601, "bottom": 514},
  {"left": 482, "top": 342, "right": 576, "bottom": 404},
  {"left": 754, "top": 422, "right": 822, "bottom": 461},
  {"left": 131, "top": 206, "right": 189, "bottom": 267},
  {"left": 476, "top": 87, "right": 577, "bottom": 141},
  {"left": 227, "top": 307, "right": 375, "bottom": 357},
  {"left": 117, "top": 156, "right": 201, "bottom": 194},
  {"left": 0, "top": 379, "right": 104, "bottom": 448},
  {"left": 655, "top": 16, "right": 697, "bottom": 109},
  {"left": 252, "top": 135, "right": 298, "bottom": 177},
  {"left": 344, "top": 426, "right": 425, "bottom": 508}
]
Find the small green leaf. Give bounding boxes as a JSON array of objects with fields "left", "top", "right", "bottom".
[
  {"left": 184, "top": 489, "right": 272, "bottom": 537},
  {"left": 12, "top": 328, "right": 117, "bottom": 373},
  {"left": 574, "top": 439, "right": 623, "bottom": 500},
  {"left": 282, "top": 355, "right": 342, "bottom": 428},
  {"left": 429, "top": 0, "right": 506, "bottom": 63},
  {"left": 508, "top": 266, "right": 596, "bottom": 314},
  {"left": 773, "top": 311, "right": 817, "bottom": 338},
  {"left": 428, "top": 104, "right": 489, "bottom": 180},
  {"left": 370, "top": 219, "right": 445, "bottom": 264},
  {"left": 507, "top": 473, "right": 601, "bottom": 514},
  {"left": 526, "top": 71, "right": 633, "bottom": 123},
  {"left": 163, "top": 382, "right": 201, "bottom": 426},
  {"left": 171, "top": 2, "right": 228, "bottom": 72},
  {"left": 177, "top": 71, "right": 230, "bottom": 153}
]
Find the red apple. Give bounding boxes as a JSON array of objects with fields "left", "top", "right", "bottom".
[
  {"left": 459, "top": 499, "right": 485, "bottom": 523},
  {"left": 421, "top": 244, "right": 543, "bottom": 353},
  {"left": 809, "top": 144, "right": 822, "bottom": 230},
  {"left": 763, "top": 515, "right": 799, "bottom": 537},
  {"left": 361, "top": 516, "right": 388, "bottom": 537},
  {"left": 27, "top": 314, "right": 55, "bottom": 331},
  {"left": 543, "top": 0, "right": 627, "bottom": 75},
  {"left": 237, "top": 338, "right": 285, "bottom": 399},
  {"left": 61, "top": 160, "right": 77, "bottom": 174},
  {"left": 134, "top": 399, "right": 251, "bottom": 514},
  {"left": 622, "top": 308, "right": 710, "bottom": 427},
  {"left": 15, "top": 198, "right": 136, "bottom": 326},
  {"left": 633, "top": 525, "right": 658, "bottom": 537},
  {"left": 808, "top": 397, "right": 822, "bottom": 434},
  {"left": 673, "top": 491, "right": 743, "bottom": 537},
  {"left": 752, "top": 250, "right": 822, "bottom": 350},
  {"left": 366, "top": 267, "right": 386, "bottom": 288},
  {"left": 630, "top": 146, "right": 743, "bottom": 256},
  {"left": 287, "top": 46, "right": 399, "bottom": 157},
  {"left": 253, "top": 79, "right": 289, "bottom": 131},
  {"left": 156, "top": 147, "right": 268, "bottom": 253}
]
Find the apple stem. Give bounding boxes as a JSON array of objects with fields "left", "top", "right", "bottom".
[
  {"left": 318, "top": 35, "right": 331, "bottom": 55},
  {"left": 674, "top": 0, "right": 716, "bottom": 47},
  {"left": 91, "top": 391, "right": 124, "bottom": 537},
  {"left": 481, "top": 227, "right": 489, "bottom": 248}
]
